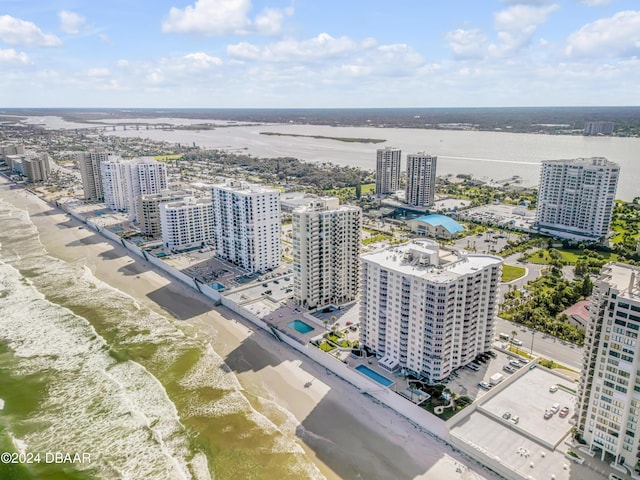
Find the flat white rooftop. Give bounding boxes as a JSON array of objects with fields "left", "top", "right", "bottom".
[{"left": 361, "top": 239, "right": 501, "bottom": 282}]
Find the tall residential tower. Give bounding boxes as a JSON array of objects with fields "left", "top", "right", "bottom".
[
  {"left": 405, "top": 153, "right": 437, "bottom": 207},
  {"left": 360, "top": 239, "right": 502, "bottom": 382},
  {"left": 535, "top": 157, "right": 619, "bottom": 241},
  {"left": 376, "top": 147, "right": 401, "bottom": 195},
  {"left": 577, "top": 263, "right": 640, "bottom": 467},
  {"left": 211, "top": 180, "right": 281, "bottom": 273},
  {"left": 77, "top": 149, "right": 113, "bottom": 201},
  {"left": 292, "top": 198, "right": 361, "bottom": 310}
]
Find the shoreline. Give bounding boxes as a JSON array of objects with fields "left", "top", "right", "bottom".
[{"left": 0, "top": 176, "right": 496, "bottom": 480}]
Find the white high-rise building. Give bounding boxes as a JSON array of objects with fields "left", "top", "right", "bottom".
[
  {"left": 211, "top": 180, "right": 281, "bottom": 273},
  {"left": 405, "top": 153, "right": 437, "bottom": 207},
  {"left": 535, "top": 157, "right": 619, "bottom": 241},
  {"left": 100, "top": 157, "right": 168, "bottom": 219},
  {"left": 100, "top": 156, "right": 128, "bottom": 212},
  {"left": 376, "top": 147, "right": 401, "bottom": 195},
  {"left": 77, "top": 149, "right": 113, "bottom": 201},
  {"left": 360, "top": 239, "right": 502, "bottom": 382},
  {"left": 160, "top": 197, "right": 214, "bottom": 252},
  {"left": 292, "top": 198, "right": 361, "bottom": 310},
  {"left": 136, "top": 190, "right": 192, "bottom": 239},
  {"left": 125, "top": 158, "right": 168, "bottom": 222},
  {"left": 577, "top": 263, "right": 640, "bottom": 467}
]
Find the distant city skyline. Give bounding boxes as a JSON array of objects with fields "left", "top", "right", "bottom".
[{"left": 0, "top": 1, "right": 639, "bottom": 108}]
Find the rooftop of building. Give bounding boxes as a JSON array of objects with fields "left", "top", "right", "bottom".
[
  {"left": 541, "top": 157, "right": 619, "bottom": 168},
  {"left": 559, "top": 299, "right": 591, "bottom": 321},
  {"left": 601, "top": 262, "right": 640, "bottom": 299},
  {"left": 361, "top": 238, "right": 502, "bottom": 281},
  {"left": 410, "top": 214, "right": 465, "bottom": 234},
  {"left": 212, "top": 179, "right": 279, "bottom": 195}
]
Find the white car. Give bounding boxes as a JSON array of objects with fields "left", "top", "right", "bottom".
[{"left": 549, "top": 385, "right": 558, "bottom": 393}]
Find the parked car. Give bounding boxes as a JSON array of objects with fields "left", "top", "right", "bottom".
[
  {"left": 509, "top": 359, "right": 522, "bottom": 368},
  {"left": 503, "top": 365, "right": 516, "bottom": 373},
  {"left": 478, "top": 381, "right": 492, "bottom": 390},
  {"left": 487, "top": 351, "right": 498, "bottom": 358},
  {"left": 550, "top": 403, "right": 560, "bottom": 414},
  {"left": 544, "top": 410, "right": 553, "bottom": 419},
  {"left": 559, "top": 407, "right": 570, "bottom": 418},
  {"left": 549, "top": 385, "right": 558, "bottom": 393},
  {"left": 511, "top": 415, "right": 520, "bottom": 424},
  {"left": 502, "top": 412, "right": 511, "bottom": 420},
  {"left": 510, "top": 338, "right": 523, "bottom": 346}
]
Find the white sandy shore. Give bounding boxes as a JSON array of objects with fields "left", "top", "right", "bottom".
[{"left": 0, "top": 178, "right": 497, "bottom": 480}]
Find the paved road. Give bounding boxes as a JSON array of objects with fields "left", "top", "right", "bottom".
[{"left": 494, "top": 317, "right": 584, "bottom": 369}]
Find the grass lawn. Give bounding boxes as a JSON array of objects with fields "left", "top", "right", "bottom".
[
  {"left": 527, "top": 248, "right": 618, "bottom": 265},
  {"left": 502, "top": 264, "right": 526, "bottom": 282},
  {"left": 154, "top": 154, "right": 183, "bottom": 161}
]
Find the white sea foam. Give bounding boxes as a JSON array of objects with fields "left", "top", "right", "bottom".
[
  {"left": 0, "top": 193, "right": 324, "bottom": 479},
  {"left": 179, "top": 344, "right": 242, "bottom": 392},
  {"left": 0, "top": 398, "right": 4, "bottom": 410}
]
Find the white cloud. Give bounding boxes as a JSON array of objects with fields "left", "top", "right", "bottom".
[
  {"left": 184, "top": 52, "right": 223, "bottom": 67},
  {"left": 494, "top": 4, "right": 558, "bottom": 31},
  {"left": 162, "top": 0, "right": 292, "bottom": 36},
  {"left": 445, "top": 29, "right": 487, "bottom": 59},
  {"left": 566, "top": 10, "right": 640, "bottom": 57},
  {"left": 227, "top": 33, "right": 376, "bottom": 62},
  {"left": 489, "top": 4, "right": 558, "bottom": 56},
  {"left": 58, "top": 10, "right": 86, "bottom": 35},
  {"left": 0, "top": 15, "right": 62, "bottom": 47},
  {"left": 0, "top": 48, "right": 29, "bottom": 64}
]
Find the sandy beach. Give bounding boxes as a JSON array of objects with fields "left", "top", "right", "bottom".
[{"left": 1, "top": 178, "right": 496, "bottom": 480}]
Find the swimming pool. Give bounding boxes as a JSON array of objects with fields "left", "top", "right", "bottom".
[
  {"left": 286, "top": 319, "right": 315, "bottom": 334},
  {"left": 210, "top": 282, "right": 225, "bottom": 291},
  {"left": 355, "top": 364, "right": 394, "bottom": 387}
]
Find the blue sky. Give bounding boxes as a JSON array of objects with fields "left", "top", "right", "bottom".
[{"left": 0, "top": 0, "right": 639, "bottom": 108}]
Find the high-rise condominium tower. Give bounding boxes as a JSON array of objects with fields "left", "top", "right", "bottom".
[
  {"left": 211, "top": 180, "right": 281, "bottom": 273},
  {"left": 360, "top": 239, "right": 502, "bottom": 382},
  {"left": 100, "top": 157, "right": 168, "bottom": 221},
  {"left": 292, "top": 198, "right": 361, "bottom": 310},
  {"left": 77, "top": 149, "right": 113, "bottom": 201},
  {"left": 405, "top": 153, "right": 437, "bottom": 207},
  {"left": 535, "top": 157, "right": 619, "bottom": 241},
  {"left": 577, "top": 263, "right": 640, "bottom": 467},
  {"left": 160, "top": 197, "right": 214, "bottom": 251},
  {"left": 376, "top": 147, "right": 401, "bottom": 195},
  {"left": 136, "top": 190, "right": 192, "bottom": 239}
]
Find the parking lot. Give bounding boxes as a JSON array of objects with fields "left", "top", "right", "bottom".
[
  {"left": 441, "top": 347, "right": 528, "bottom": 401},
  {"left": 449, "top": 365, "right": 582, "bottom": 480}
]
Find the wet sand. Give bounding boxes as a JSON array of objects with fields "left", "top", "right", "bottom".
[{"left": 1, "top": 178, "right": 495, "bottom": 480}]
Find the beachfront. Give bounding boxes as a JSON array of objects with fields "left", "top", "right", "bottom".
[{"left": 0, "top": 176, "right": 497, "bottom": 479}]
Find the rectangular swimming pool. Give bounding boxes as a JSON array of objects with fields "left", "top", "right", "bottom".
[
  {"left": 355, "top": 364, "right": 394, "bottom": 387},
  {"left": 286, "top": 319, "right": 315, "bottom": 334}
]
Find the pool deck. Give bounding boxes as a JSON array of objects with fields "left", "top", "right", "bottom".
[{"left": 264, "top": 301, "right": 326, "bottom": 344}]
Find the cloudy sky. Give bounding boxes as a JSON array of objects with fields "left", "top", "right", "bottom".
[{"left": 1, "top": 0, "right": 639, "bottom": 108}]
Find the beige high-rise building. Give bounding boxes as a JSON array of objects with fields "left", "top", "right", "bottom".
[
  {"left": 24, "top": 154, "right": 51, "bottom": 183},
  {"left": 360, "top": 239, "right": 502, "bottom": 382},
  {"left": 292, "top": 198, "right": 361, "bottom": 310},
  {"left": 77, "top": 149, "right": 113, "bottom": 201},
  {"left": 405, "top": 153, "right": 437, "bottom": 207},
  {"left": 577, "top": 263, "right": 640, "bottom": 467},
  {"left": 376, "top": 147, "right": 401, "bottom": 195}
]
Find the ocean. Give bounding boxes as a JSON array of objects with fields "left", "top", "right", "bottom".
[{"left": 0, "top": 184, "right": 322, "bottom": 479}]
